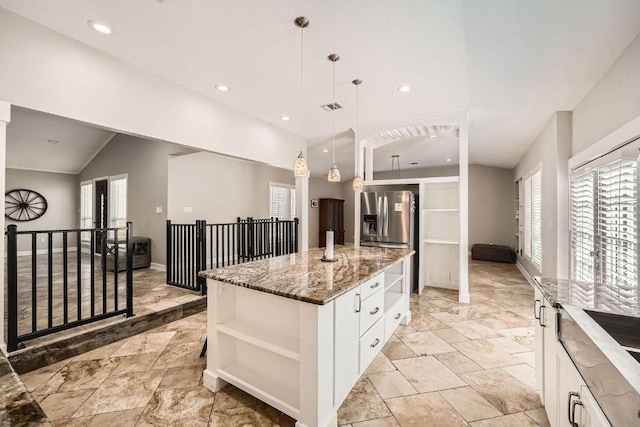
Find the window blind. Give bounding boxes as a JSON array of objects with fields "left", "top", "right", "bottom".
[
  {"left": 570, "top": 171, "right": 596, "bottom": 305},
  {"left": 110, "top": 176, "right": 127, "bottom": 237},
  {"left": 80, "top": 182, "right": 93, "bottom": 241},
  {"left": 531, "top": 169, "right": 542, "bottom": 271},
  {"left": 269, "top": 183, "right": 296, "bottom": 220},
  {"left": 596, "top": 159, "right": 638, "bottom": 312},
  {"left": 524, "top": 177, "right": 532, "bottom": 259}
]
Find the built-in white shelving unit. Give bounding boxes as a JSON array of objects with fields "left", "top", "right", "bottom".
[{"left": 419, "top": 180, "right": 460, "bottom": 291}]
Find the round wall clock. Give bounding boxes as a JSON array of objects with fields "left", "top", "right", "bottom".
[{"left": 5, "top": 189, "right": 48, "bottom": 221}]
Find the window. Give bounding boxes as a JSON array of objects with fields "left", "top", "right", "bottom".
[
  {"left": 269, "top": 183, "right": 296, "bottom": 220},
  {"left": 570, "top": 141, "right": 639, "bottom": 312},
  {"left": 524, "top": 166, "right": 542, "bottom": 271},
  {"left": 80, "top": 181, "right": 93, "bottom": 241},
  {"left": 110, "top": 174, "right": 128, "bottom": 236}
]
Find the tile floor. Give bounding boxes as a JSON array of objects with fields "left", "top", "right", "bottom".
[{"left": 18, "top": 260, "right": 550, "bottom": 426}]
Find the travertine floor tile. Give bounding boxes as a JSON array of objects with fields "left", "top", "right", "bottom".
[
  {"left": 137, "top": 386, "right": 215, "bottom": 427},
  {"left": 110, "top": 331, "right": 175, "bottom": 357},
  {"left": 448, "top": 320, "right": 503, "bottom": 340},
  {"left": 169, "top": 329, "right": 203, "bottom": 344},
  {"left": 470, "top": 412, "right": 539, "bottom": 426},
  {"left": 365, "top": 352, "right": 397, "bottom": 375},
  {"left": 386, "top": 392, "right": 470, "bottom": 427},
  {"left": 382, "top": 336, "right": 417, "bottom": 360},
  {"left": 368, "top": 371, "right": 417, "bottom": 399},
  {"left": 34, "top": 358, "right": 123, "bottom": 395},
  {"left": 452, "top": 340, "right": 522, "bottom": 369},
  {"left": 39, "top": 389, "right": 94, "bottom": 420},
  {"left": 460, "top": 368, "right": 543, "bottom": 414},
  {"left": 409, "top": 312, "right": 448, "bottom": 331},
  {"left": 525, "top": 408, "right": 550, "bottom": 427},
  {"left": 501, "top": 364, "right": 537, "bottom": 390},
  {"left": 435, "top": 351, "right": 483, "bottom": 374},
  {"left": 515, "top": 351, "right": 535, "bottom": 368},
  {"left": 50, "top": 416, "right": 92, "bottom": 427},
  {"left": 439, "top": 386, "right": 502, "bottom": 422},
  {"left": 212, "top": 384, "right": 259, "bottom": 412},
  {"left": 352, "top": 417, "right": 399, "bottom": 427},
  {"left": 432, "top": 328, "right": 470, "bottom": 344},
  {"left": 210, "top": 402, "right": 295, "bottom": 427},
  {"left": 152, "top": 341, "right": 206, "bottom": 370},
  {"left": 486, "top": 337, "right": 532, "bottom": 354},
  {"left": 73, "top": 369, "right": 165, "bottom": 417},
  {"left": 157, "top": 366, "right": 203, "bottom": 390},
  {"left": 400, "top": 331, "right": 456, "bottom": 356},
  {"left": 337, "top": 376, "right": 391, "bottom": 425},
  {"left": 476, "top": 311, "right": 532, "bottom": 330},
  {"left": 86, "top": 407, "right": 144, "bottom": 427},
  {"left": 394, "top": 356, "right": 466, "bottom": 392},
  {"left": 110, "top": 352, "right": 161, "bottom": 376},
  {"left": 431, "top": 307, "right": 483, "bottom": 323},
  {"left": 71, "top": 341, "right": 125, "bottom": 362}
]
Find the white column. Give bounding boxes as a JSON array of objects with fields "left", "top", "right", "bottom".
[
  {"left": 354, "top": 140, "right": 364, "bottom": 246},
  {"left": 458, "top": 119, "right": 470, "bottom": 304},
  {"left": 0, "top": 101, "right": 11, "bottom": 354},
  {"left": 296, "top": 174, "right": 309, "bottom": 251}
]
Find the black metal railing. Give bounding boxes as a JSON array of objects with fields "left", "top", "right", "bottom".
[
  {"left": 166, "top": 217, "right": 298, "bottom": 293},
  {"left": 5, "top": 223, "right": 134, "bottom": 352}
]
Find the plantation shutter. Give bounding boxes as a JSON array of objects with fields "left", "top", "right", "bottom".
[
  {"left": 531, "top": 169, "right": 542, "bottom": 270},
  {"left": 524, "top": 177, "right": 532, "bottom": 259},
  {"left": 570, "top": 171, "right": 596, "bottom": 305},
  {"left": 110, "top": 175, "right": 127, "bottom": 236},
  {"left": 269, "top": 183, "right": 296, "bottom": 220},
  {"left": 596, "top": 159, "right": 638, "bottom": 312}
]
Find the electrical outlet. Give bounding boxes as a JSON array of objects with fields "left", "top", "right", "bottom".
[
  {"left": 183, "top": 207, "right": 192, "bottom": 213},
  {"left": 155, "top": 206, "right": 163, "bottom": 214}
]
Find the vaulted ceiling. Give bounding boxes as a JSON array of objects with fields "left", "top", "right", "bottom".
[{"left": 1, "top": 0, "right": 639, "bottom": 178}]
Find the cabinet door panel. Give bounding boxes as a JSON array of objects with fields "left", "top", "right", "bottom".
[
  {"left": 334, "top": 287, "right": 360, "bottom": 407},
  {"left": 534, "top": 288, "right": 545, "bottom": 404}
]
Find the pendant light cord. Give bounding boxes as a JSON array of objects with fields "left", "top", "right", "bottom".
[
  {"left": 300, "top": 24, "right": 304, "bottom": 136},
  {"left": 332, "top": 59, "right": 336, "bottom": 166}
]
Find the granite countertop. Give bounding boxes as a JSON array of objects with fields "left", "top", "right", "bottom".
[
  {"left": 198, "top": 245, "right": 413, "bottom": 305},
  {"left": 533, "top": 276, "right": 639, "bottom": 317}
]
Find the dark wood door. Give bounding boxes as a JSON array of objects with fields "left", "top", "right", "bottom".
[
  {"left": 95, "top": 179, "right": 108, "bottom": 252},
  {"left": 319, "top": 198, "right": 345, "bottom": 247}
]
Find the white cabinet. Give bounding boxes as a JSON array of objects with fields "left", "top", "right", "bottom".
[
  {"left": 534, "top": 287, "right": 559, "bottom": 425},
  {"left": 419, "top": 181, "right": 460, "bottom": 292},
  {"left": 334, "top": 286, "right": 360, "bottom": 407}
]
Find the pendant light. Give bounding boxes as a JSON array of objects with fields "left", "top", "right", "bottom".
[
  {"left": 352, "top": 79, "right": 364, "bottom": 192},
  {"left": 293, "top": 17, "right": 310, "bottom": 178},
  {"left": 327, "top": 54, "right": 341, "bottom": 182}
]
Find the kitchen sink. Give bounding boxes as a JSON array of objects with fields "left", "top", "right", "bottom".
[
  {"left": 630, "top": 350, "right": 640, "bottom": 363},
  {"left": 584, "top": 309, "right": 640, "bottom": 350}
]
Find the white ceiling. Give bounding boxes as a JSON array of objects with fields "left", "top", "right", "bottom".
[
  {"left": 1, "top": 0, "right": 639, "bottom": 180},
  {"left": 6, "top": 107, "right": 115, "bottom": 174}
]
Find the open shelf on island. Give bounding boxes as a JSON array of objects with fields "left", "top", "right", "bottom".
[
  {"left": 423, "top": 239, "right": 459, "bottom": 245},
  {"left": 384, "top": 291, "right": 403, "bottom": 312},
  {"left": 217, "top": 319, "right": 300, "bottom": 361},
  {"left": 384, "top": 273, "right": 403, "bottom": 291},
  {"left": 217, "top": 363, "right": 300, "bottom": 418}
]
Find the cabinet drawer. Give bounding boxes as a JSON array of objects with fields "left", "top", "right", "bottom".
[
  {"left": 360, "top": 273, "right": 384, "bottom": 300},
  {"left": 359, "top": 289, "right": 384, "bottom": 336},
  {"left": 359, "top": 319, "right": 384, "bottom": 375},
  {"left": 384, "top": 297, "right": 405, "bottom": 342}
]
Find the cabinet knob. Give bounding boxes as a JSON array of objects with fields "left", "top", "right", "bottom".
[
  {"left": 394, "top": 313, "right": 401, "bottom": 320},
  {"left": 370, "top": 282, "right": 380, "bottom": 289},
  {"left": 370, "top": 338, "right": 380, "bottom": 348},
  {"left": 370, "top": 307, "right": 380, "bottom": 316}
]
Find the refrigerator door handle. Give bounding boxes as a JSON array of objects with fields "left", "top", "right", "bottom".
[
  {"left": 383, "top": 196, "right": 389, "bottom": 237},
  {"left": 377, "top": 196, "right": 384, "bottom": 239}
]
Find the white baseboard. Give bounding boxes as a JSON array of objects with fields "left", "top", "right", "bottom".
[
  {"left": 16, "top": 247, "right": 78, "bottom": 257},
  {"left": 150, "top": 262, "right": 166, "bottom": 271},
  {"left": 516, "top": 260, "right": 535, "bottom": 287}
]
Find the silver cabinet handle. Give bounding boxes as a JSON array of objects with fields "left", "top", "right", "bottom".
[
  {"left": 355, "top": 293, "right": 361, "bottom": 313},
  {"left": 570, "top": 398, "right": 583, "bottom": 427},
  {"left": 370, "top": 282, "right": 380, "bottom": 289},
  {"left": 394, "top": 313, "right": 401, "bottom": 320},
  {"left": 538, "top": 305, "right": 546, "bottom": 328},
  {"left": 370, "top": 338, "right": 380, "bottom": 348},
  {"left": 534, "top": 299, "right": 541, "bottom": 320},
  {"left": 568, "top": 391, "right": 580, "bottom": 426},
  {"left": 370, "top": 307, "right": 380, "bottom": 316}
]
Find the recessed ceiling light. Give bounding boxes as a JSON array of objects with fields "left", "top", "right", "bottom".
[
  {"left": 280, "top": 116, "right": 290, "bottom": 121},
  {"left": 47, "top": 139, "right": 58, "bottom": 144},
  {"left": 446, "top": 158, "right": 452, "bottom": 162},
  {"left": 429, "top": 134, "right": 437, "bottom": 138},
  {"left": 87, "top": 20, "right": 112, "bottom": 35},
  {"left": 322, "top": 149, "right": 329, "bottom": 153},
  {"left": 398, "top": 85, "right": 411, "bottom": 93},
  {"left": 409, "top": 162, "right": 418, "bottom": 165},
  {"left": 215, "top": 85, "right": 229, "bottom": 92}
]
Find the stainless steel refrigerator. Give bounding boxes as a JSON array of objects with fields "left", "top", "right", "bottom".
[{"left": 361, "top": 190, "right": 418, "bottom": 289}]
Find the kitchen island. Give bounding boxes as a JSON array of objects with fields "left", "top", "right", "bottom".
[
  {"left": 532, "top": 277, "right": 640, "bottom": 427},
  {"left": 198, "top": 245, "right": 413, "bottom": 427}
]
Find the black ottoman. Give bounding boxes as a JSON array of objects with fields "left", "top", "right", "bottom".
[{"left": 471, "top": 244, "right": 515, "bottom": 263}]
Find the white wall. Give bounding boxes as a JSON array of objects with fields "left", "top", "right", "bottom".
[
  {"left": 514, "top": 112, "right": 571, "bottom": 279},
  {"left": 572, "top": 32, "right": 640, "bottom": 156},
  {"left": 79, "top": 134, "right": 185, "bottom": 266},
  {"left": 167, "top": 151, "right": 293, "bottom": 224},
  {"left": 5, "top": 168, "right": 78, "bottom": 252},
  {"left": 0, "top": 9, "right": 305, "bottom": 171},
  {"left": 308, "top": 178, "right": 343, "bottom": 248}
]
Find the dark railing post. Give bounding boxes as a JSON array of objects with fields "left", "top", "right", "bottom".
[
  {"left": 196, "top": 220, "right": 207, "bottom": 295},
  {"left": 248, "top": 217, "right": 254, "bottom": 261},
  {"left": 7, "top": 225, "right": 18, "bottom": 352},
  {"left": 166, "top": 220, "right": 172, "bottom": 286},
  {"left": 294, "top": 218, "right": 299, "bottom": 253},
  {"left": 125, "top": 222, "right": 134, "bottom": 318}
]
